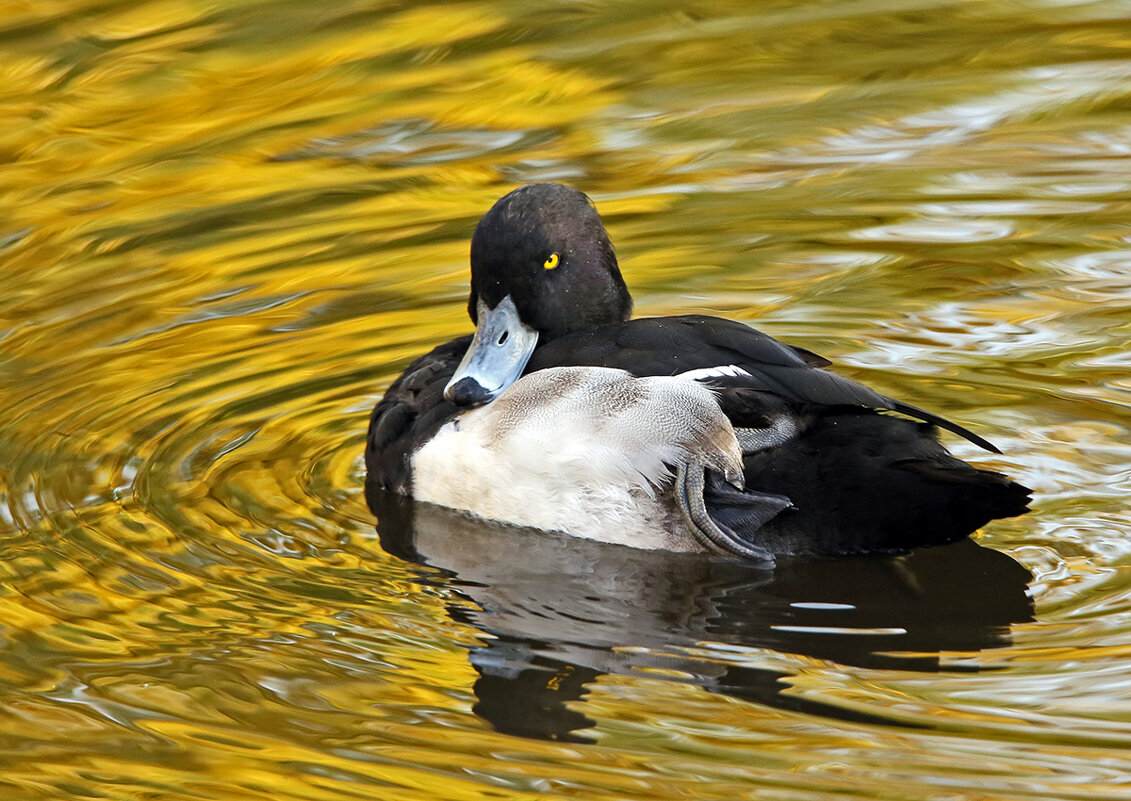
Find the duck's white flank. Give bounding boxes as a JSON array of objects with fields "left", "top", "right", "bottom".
[{"left": 411, "top": 366, "right": 743, "bottom": 550}]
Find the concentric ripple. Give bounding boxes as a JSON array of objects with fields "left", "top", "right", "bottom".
[{"left": 2, "top": 1, "right": 1131, "bottom": 800}]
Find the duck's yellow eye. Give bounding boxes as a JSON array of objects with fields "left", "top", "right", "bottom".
[{"left": 543, "top": 252, "right": 560, "bottom": 270}]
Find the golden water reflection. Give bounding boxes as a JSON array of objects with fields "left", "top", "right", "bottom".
[{"left": 1, "top": 0, "right": 1131, "bottom": 799}]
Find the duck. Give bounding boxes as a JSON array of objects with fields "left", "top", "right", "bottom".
[{"left": 365, "top": 183, "right": 1031, "bottom": 564}]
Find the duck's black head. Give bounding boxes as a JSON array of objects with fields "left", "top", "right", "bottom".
[
  {"left": 469, "top": 183, "right": 631, "bottom": 336},
  {"left": 445, "top": 184, "right": 632, "bottom": 406}
]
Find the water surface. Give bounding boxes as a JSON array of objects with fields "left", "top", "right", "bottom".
[{"left": 2, "top": 1, "right": 1131, "bottom": 799}]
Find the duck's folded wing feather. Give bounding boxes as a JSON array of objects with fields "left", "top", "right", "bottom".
[{"left": 529, "top": 315, "right": 999, "bottom": 453}]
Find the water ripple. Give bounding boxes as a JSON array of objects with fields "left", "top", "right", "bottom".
[{"left": 2, "top": 1, "right": 1131, "bottom": 800}]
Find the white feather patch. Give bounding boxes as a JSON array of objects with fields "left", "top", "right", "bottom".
[
  {"left": 676, "top": 365, "right": 751, "bottom": 382},
  {"left": 411, "top": 366, "right": 743, "bottom": 550}
]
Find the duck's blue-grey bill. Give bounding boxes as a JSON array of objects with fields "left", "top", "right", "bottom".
[{"left": 444, "top": 295, "right": 539, "bottom": 406}]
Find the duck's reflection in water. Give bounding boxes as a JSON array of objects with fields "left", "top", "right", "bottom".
[{"left": 367, "top": 488, "right": 1034, "bottom": 743}]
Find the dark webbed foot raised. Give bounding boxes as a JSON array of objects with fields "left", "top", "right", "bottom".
[{"left": 676, "top": 461, "right": 792, "bottom": 564}]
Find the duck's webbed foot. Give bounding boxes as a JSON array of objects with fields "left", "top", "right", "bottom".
[
  {"left": 734, "top": 415, "right": 798, "bottom": 454},
  {"left": 675, "top": 461, "right": 792, "bottom": 564}
]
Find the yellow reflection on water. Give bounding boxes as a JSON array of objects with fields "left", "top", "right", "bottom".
[{"left": 1, "top": 0, "right": 1130, "bottom": 799}]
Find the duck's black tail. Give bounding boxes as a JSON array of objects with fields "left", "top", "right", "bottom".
[{"left": 732, "top": 411, "right": 1031, "bottom": 558}]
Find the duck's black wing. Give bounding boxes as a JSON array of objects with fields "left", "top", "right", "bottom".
[
  {"left": 725, "top": 411, "right": 1031, "bottom": 557},
  {"left": 366, "top": 335, "right": 470, "bottom": 494},
  {"left": 529, "top": 315, "right": 1000, "bottom": 453}
]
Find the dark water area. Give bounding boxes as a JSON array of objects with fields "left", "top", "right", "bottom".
[
  {"left": 371, "top": 490, "right": 1037, "bottom": 743},
  {"left": 2, "top": 1, "right": 1131, "bottom": 799}
]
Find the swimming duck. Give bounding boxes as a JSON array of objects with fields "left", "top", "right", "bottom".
[{"left": 365, "top": 183, "right": 1030, "bottom": 563}]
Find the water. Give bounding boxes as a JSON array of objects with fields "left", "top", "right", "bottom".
[{"left": 1, "top": 0, "right": 1130, "bottom": 798}]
